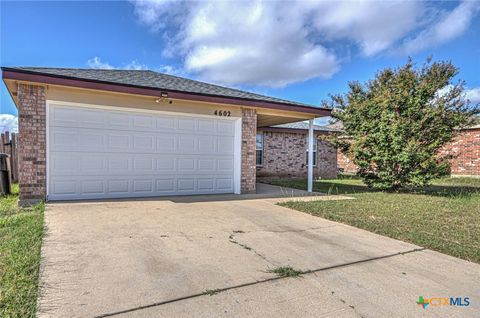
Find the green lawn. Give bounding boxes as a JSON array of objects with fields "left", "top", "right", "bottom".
[
  {"left": 0, "top": 185, "right": 45, "bottom": 318},
  {"left": 270, "top": 176, "right": 480, "bottom": 263}
]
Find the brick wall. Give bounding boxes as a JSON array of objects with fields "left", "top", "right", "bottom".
[
  {"left": 337, "top": 150, "right": 357, "bottom": 174},
  {"left": 17, "top": 84, "right": 47, "bottom": 205},
  {"left": 338, "top": 128, "right": 480, "bottom": 176},
  {"left": 256, "top": 130, "right": 337, "bottom": 179},
  {"left": 241, "top": 108, "right": 257, "bottom": 192},
  {"left": 440, "top": 128, "right": 480, "bottom": 176}
]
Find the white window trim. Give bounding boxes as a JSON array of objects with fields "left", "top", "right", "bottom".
[
  {"left": 256, "top": 132, "right": 264, "bottom": 167},
  {"left": 306, "top": 135, "right": 317, "bottom": 167}
]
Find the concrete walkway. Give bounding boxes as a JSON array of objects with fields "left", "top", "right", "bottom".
[{"left": 38, "top": 189, "right": 479, "bottom": 317}]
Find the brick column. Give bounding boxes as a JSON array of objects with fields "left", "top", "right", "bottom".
[
  {"left": 17, "top": 84, "right": 47, "bottom": 206},
  {"left": 241, "top": 108, "right": 257, "bottom": 193}
]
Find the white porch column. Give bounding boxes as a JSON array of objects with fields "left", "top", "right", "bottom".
[{"left": 307, "top": 119, "right": 314, "bottom": 192}]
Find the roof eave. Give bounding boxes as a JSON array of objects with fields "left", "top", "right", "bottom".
[
  {"left": 258, "top": 126, "right": 340, "bottom": 134},
  {"left": 1, "top": 67, "right": 331, "bottom": 116}
]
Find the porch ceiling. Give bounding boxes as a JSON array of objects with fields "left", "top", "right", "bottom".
[{"left": 257, "top": 113, "right": 327, "bottom": 127}]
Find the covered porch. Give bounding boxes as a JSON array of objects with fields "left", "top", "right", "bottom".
[{"left": 254, "top": 106, "right": 331, "bottom": 193}]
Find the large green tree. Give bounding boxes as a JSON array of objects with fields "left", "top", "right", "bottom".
[{"left": 326, "top": 59, "right": 479, "bottom": 190}]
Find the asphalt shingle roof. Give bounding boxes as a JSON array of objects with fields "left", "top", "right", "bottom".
[{"left": 4, "top": 67, "right": 321, "bottom": 108}]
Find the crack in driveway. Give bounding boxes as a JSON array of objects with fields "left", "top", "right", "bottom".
[
  {"left": 228, "top": 232, "right": 276, "bottom": 266},
  {"left": 94, "top": 247, "right": 426, "bottom": 317}
]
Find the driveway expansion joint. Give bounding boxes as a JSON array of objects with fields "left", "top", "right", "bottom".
[{"left": 94, "top": 247, "right": 427, "bottom": 318}]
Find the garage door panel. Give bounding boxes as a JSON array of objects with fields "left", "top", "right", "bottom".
[
  {"left": 109, "top": 157, "right": 130, "bottom": 171},
  {"left": 198, "top": 136, "right": 216, "bottom": 153},
  {"left": 133, "top": 180, "right": 154, "bottom": 193},
  {"left": 198, "top": 178, "right": 214, "bottom": 191},
  {"left": 217, "top": 178, "right": 234, "bottom": 190},
  {"left": 50, "top": 105, "right": 232, "bottom": 135},
  {"left": 133, "top": 158, "right": 154, "bottom": 171},
  {"left": 218, "top": 159, "right": 234, "bottom": 171},
  {"left": 178, "top": 158, "right": 195, "bottom": 171},
  {"left": 177, "top": 178, "right": 195, "bottom": 191},
  {"left": 48, "top": 104, "right": 237, "bottom": 200},
  {"left": 80, "top": 156, "right": 106, "bottom": 172},
  {"left": 156, "top": 116, "right": 176, "bottom": 130},
  {"left": 198, "top": 119, "right": 216, "bottom": 132},
  {"left": 198, "top": 159, "right": 215, "bottom": 171},
  {"left": 217, "top": 120, "right": 235, "bottom": 135},
  {"left": 156, "top": 158, "right": 176, "bottom": 170},
  {"left": 133, "top": 115, "right": 155, "bottom": 130},
  {"left": 79, "top": 109, "right": 107, "bottom": 127},
  {"left": 52, "top": 130, "right": 78, "bottom": 147},
  {"left": 156, "top": 136, "right": 176, "bottom": 153},
  {"left": 178, "top": 118, "right": 197, "bottom": 131},
  {"left": 81, "top": 180, "right": 105, "bottom": 195},
  {"left": 133, "top": 135, "right": 155, "bottom": 151},
  {"left": 50, "top": 152, "right": 235, "bottom": 177},
  {"left": 108, "top": 113, "right": 132, "bottom": 129},
  {"left": 156, "top": 179, "right": 175, "bottom": 192},
  {"left": 217, "top": 137, "right": 234, "bottom": 154},
  {"left": 51, "top": 155, "right": 78, "bottom": 172},
  {"left": 52, "top": 180, "right": 77, "bottom": 195},
  {"left": 178, "top": 136, "right": 197, "bottom": 153},
  {"left": 108, "top": 180, "right": 130, "bottom": 193},
  {"left": 109, "top": 135, "right": 131, "bottom": 149}
]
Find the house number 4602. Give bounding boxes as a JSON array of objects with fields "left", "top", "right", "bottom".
[{"left": 214, "top": 110, "right": 231, "bottom": 117}]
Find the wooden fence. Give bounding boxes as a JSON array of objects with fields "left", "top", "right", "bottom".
[{"left": 0, "top": 131, "right": 18, "bottom": 183}]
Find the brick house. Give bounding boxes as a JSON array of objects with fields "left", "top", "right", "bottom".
[
  {"left": 337, "top": 125, "right": 480, "bottom": 177},
  {"left": 2, "top": 67, "right": 330, "bottom": 205},
  {"left": 440, "top": 126, "right": 480, "bottom": 177},
  {"left": 256, "top": 122, "right": 341, "bottom": 179}
]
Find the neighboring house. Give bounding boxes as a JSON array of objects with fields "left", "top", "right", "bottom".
[
  {"left": 337, "top": 123, "right": 480, "bottom": 177},
  {"left": 1, "top": 67, "right": 331, "bottom": 204},
  {"left": 440, "top": 125, "right": 480, "bottom": 177},
  {"left": 256, "top": 122, "right": 341, "bottom": 179}
]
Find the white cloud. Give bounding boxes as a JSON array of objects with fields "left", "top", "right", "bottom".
[
  {"left": 157, "top": 65, "right": 184, "bottom": 76},
  {"left": 400, "top": 1, "right": 480, "bottom": 54},
  {"left": 437, "top": 85, "right": 480, "bottom": 104},
  {"left": 86, "top": 57, "right": 149, "bottom": 70},
  {"left": 0, "top": 114, "right": 18, "bottom": 133},
  {"left": 123, "top": 60, "right": 148, "bottom": 70},
  {"left": 86, "top": 56, "right": 187, "bottom": 79},
  {"left": 86, "top": 56, "right": 115, "bottom": 69},
  {"left": 465, "top": 87, "right": 480, "bottom": 104},
  {"left": 133, "top": 1, "right": 342, "bottom": 87},
  {"left": 181, "top": 1, "right": 340, "bottom": 87},
  {"left": 307, "top": 1, "right": 424, "bottom": 56},
  {"left": 131, "top": 1, "right": 479, "bottom": 87}
]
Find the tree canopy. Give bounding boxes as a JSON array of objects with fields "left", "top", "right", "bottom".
[{"left": 326, "top": 58, "right": 479, "bottom": 190}]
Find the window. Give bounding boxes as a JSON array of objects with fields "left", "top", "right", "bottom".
[
  {"left": 306, "top": 135, "right": 317, "bottom": 166},
  {"left": 256, "top": 133, "right": 264, "bottom": 166}
]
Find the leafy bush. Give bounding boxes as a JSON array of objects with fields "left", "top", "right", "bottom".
[{"left": 326, "top": 58, "right": 479, "bottom": 190}]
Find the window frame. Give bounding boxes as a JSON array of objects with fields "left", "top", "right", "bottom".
[
  {"left": 256, "top": 132, "right": 264, "bottom": 166},
  {"left": 306, "top": 135, "right": 317, "bottom": 167}
]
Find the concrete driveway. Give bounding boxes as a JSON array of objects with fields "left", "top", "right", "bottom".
[{"left": 38, "top": 187, "right": 480, "bottom": 317}]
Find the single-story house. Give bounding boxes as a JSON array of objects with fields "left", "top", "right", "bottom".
[{"left": 1, "top": 67, "right": 331, "bottom": 204}]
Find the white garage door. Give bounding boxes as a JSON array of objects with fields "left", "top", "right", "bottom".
[{"left": 47, "top": 103, "right": 240, "bottom": 200}]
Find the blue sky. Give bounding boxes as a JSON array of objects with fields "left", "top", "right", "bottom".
[{"left": 1, "top": 0, "right": 480, "bottom": 131}]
